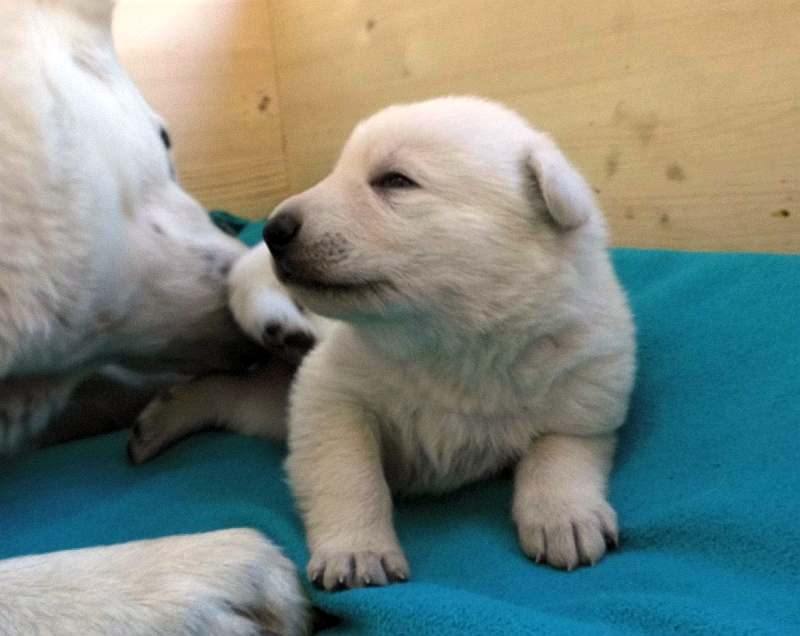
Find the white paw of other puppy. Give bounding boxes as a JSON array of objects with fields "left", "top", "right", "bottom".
[
  {"left": 514, "top": 492, "right": 619, "bottom": 571},
  {"left": 307, "top": 547, "right": 410, "bottom": 591},
  {"left": 229, "top": 244, "right": 317, "bottom": 365}
]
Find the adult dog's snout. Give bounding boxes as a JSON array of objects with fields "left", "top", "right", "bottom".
[{"left": 263, "top": 211, "right": 302, "bottom": 256}]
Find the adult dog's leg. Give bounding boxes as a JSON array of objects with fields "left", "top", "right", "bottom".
[
  {"left": 0, "top": 373, "right": 87, "bottom": 455},
  {"left": 0, "top": 528, "right": 309, "bottom": 635}
]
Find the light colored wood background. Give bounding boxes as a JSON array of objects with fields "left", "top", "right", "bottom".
[
  {"left": 115, "top": 0, "right": 800, "bottom": 252},
  {"left": 114, "top": 0, "right": 290, "bottom": 217}
]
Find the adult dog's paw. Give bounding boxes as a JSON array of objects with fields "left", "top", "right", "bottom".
[
  {"left": 137, "top": 529, "right": 309, "bottom": 635},
  {"left": 515, "top": 493, "right": 618, "bottom": 570},
  {"left": 307, "top": 547, "right": 410, "bottom": 591}
]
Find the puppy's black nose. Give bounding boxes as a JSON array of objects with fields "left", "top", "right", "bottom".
[{"left": 263, "top": 212, "right": 302, "bottom": 254}]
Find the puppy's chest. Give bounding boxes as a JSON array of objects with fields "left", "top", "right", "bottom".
[{"left": 379, "top": 400, "right": 533, "bottom": 495}]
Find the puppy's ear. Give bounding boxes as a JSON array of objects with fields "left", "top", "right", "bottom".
[{"left": 527, "top": 136, "right": 599, "bottom": 230}]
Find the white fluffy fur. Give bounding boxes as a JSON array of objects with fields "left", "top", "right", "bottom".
[
  {"left": 282, "top": 98, "right": 636, "bottom": 586},
  {"left": 136, "top": 97, "right": 636, "bottom": 589},
  {"left": 0, "top": 1, "right": 309, "bottom": 632},
  {"left": 0, "top": 529, "right": 308, "bottom": 636}
]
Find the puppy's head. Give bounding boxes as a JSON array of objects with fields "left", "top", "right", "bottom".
[{"left": 266, "top": 97, "right": 607, "bottom": 330}]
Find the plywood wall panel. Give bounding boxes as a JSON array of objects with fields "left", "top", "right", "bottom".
[
  {"left": 269, "top": 0, "right": 800, "bottom": 252},
  {"left": 115, "top": 0, "right": 288, "bottom": 218}
]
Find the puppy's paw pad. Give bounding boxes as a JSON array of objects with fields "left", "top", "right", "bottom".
[
  {"left": 516, "top": 497, "right": 618, "bottom": 570},
  {"left": 261, "top": 319, "right": 316, "bottom": 363},
  {"left": 307, "top": 549, "right": 410, "bottom": 591}
]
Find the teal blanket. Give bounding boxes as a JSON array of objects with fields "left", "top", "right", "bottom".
[{"left": 2, "top": 219, "right": 799, "bottom": 634}]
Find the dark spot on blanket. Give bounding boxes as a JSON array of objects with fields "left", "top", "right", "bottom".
[
  {"left": 665, "top": 163, "right": 686, "bottom": 182},
  {"left": 366, "top": 18, "right": 377, "bottom": 31},
  {"left": 258, "top": 95, "right": 271, "bottom": 112},
  {"left": 659, "top": 213, "right": 670, "bottom": 225},
  {"left": 772, "top": 209, "right": 791, "bottom": 218},
  {"left": 624, "top": 207, "right": 635, "bottom": 220}
]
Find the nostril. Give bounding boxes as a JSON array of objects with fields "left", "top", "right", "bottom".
[{"left": 263, "top": 212, "right": 302, "bottom": 252}]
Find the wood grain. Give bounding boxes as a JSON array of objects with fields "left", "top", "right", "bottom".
[
  {"left": 269, "top": 0, "right": 800, "bottom": 252},
  {"left": 114, "top": 0, "right": 288, "bottom": 218},
  {"left": 113, "top": 1, "right": 800, "bottom": 251}
]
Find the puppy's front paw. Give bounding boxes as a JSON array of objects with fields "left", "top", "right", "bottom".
[
  {"left": 515, "top": 494, "right": 618, "bottom": 570},
  {"left": 260, "top": 312, "right": 316, "bottom": 366},
  {"left": 307, "top": 548, "right": 410, "bottom": 591},
  {"left": 230, "top": 266, "right": 316, "bottom": 366}
]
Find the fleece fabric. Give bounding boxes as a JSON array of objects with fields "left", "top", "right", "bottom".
[{"left": 2, "top": 218, "right": 798, "bottom": 634}]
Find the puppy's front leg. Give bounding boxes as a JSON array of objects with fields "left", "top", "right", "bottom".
[
  {"left": 286, "top": 404, "right": 408, "bottom": 591},
  {"left": 512, "top": 433, "right": 619, "bottom": 570}
]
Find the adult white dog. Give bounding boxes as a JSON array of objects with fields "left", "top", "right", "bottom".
[
  {"left": 0, "top": 1, "right": 312, "bottom": 633},
  {"left": 132, "top": 97, "right": 636, "bottom": 590}
]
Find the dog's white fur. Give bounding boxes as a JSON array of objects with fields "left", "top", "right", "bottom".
[
  {"left": 135, "top": 97, "right": 636, "bottom": 590},
  {"left": 1, "top": 1, "right": 310, "bottom": 632}
]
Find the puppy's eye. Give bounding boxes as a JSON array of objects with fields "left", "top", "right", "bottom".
[
  {"left": 159, "top": 127, "right": 172, "bottom": 150},
  {"left": 371, "top": 172, "right": 418, "bottom": 190}
]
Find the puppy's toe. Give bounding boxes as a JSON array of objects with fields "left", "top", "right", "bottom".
[
  {"left": 516, "top": 497, "right": 618, "bottom": 570},
  {"left": 307, "top": 549, "right": 409, "bottom": 591},
  {"left": 261, "top": 320, "right": 316, "bottom": 364}
]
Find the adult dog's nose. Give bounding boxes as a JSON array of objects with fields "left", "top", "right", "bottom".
[{"left": 263, "top": 212, "right": 302, "bottom": 255}]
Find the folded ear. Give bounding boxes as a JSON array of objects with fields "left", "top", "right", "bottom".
[{"left": 527, "top": 134, "right": 600, "bottom": 230}]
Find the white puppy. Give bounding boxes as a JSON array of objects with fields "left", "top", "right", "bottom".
[
  {"left": 135, "top": 97, "right": 636, "bottom": 591},
  {"left": 1, "top": 1, "right": 311, "bottom": 632}
]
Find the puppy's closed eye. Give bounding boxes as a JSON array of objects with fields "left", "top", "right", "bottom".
[{"left": 371, "top": 172, "right": 419, "bottom": 190}]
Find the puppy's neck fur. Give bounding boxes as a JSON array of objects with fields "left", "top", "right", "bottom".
[{"left": 352, "top": 314, "right": 571, "bottom": 404}]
